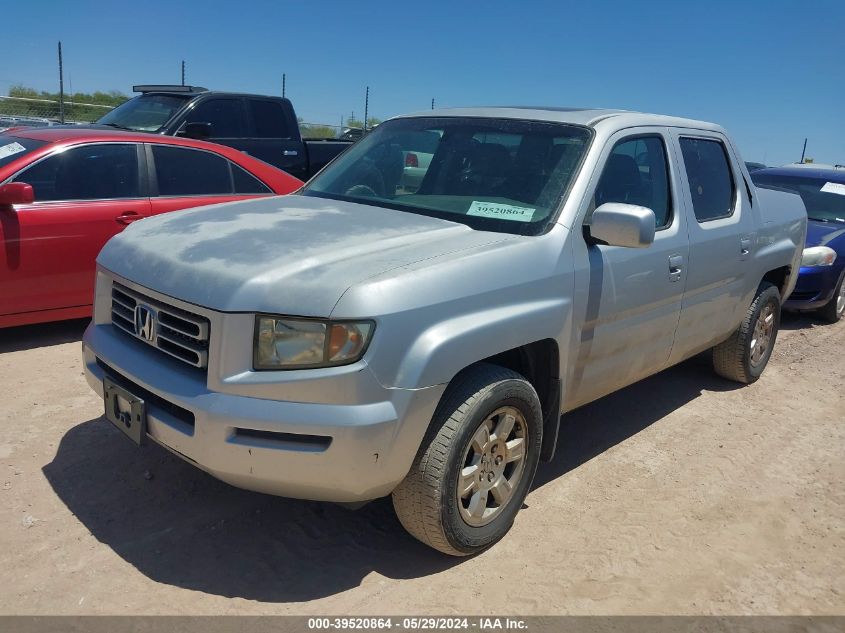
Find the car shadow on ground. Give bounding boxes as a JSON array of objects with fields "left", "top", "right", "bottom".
[
  {"left": 532, "top": 352, "right": 742, "bottom": 490},
  {"left": 43, "top": 351, "right": 744, "bottom": 603},
  {"left": 779, "top": 311, "right": 831, "bottom": 331},
  {"left": 43, "top": 416, "right": 458, "bottom": 602},
  {"left": 0, "top": 318, "right": 89, "bottom": 353}
]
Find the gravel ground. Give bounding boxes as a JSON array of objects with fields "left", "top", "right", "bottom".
[{"left": 0, "top": 314, "right": 842, "bottom": 615}]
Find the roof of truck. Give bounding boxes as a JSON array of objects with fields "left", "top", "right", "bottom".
[{"left": 400, "top": 106, "right": 725, "bottom": 132}]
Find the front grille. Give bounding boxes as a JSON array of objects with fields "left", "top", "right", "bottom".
[{"left": 111, "top": 283, "right": 210, "bottom": 369}]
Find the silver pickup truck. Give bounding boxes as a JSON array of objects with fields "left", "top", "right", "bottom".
[{"left": 82, "top": 107, "right": 806, "bottom": 555}]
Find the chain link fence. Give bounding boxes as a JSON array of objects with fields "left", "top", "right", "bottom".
[
  {"left": 0, "top": 95, "right": 114, "bottom": 128},
  {"left": 0, "top": 95, "right": 365, "bottom": 139}
]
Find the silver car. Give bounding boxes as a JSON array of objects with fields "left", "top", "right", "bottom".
[{"left": 83, "top": 107, "right": 806, "bottom": 555}]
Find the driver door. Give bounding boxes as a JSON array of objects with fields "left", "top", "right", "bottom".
[
  {"left": 566, "top": 128, "right": 690, "bottom": 409},
  {"left": 0, "top": 142, "right": 149, "bottom": 318}
]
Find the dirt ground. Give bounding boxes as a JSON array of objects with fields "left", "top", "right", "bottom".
[{"left": 0, "top": 314, "right": 842, "bottom": 616}]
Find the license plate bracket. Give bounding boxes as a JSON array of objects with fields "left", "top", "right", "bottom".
[{"left": 103, "top": 378, "right": 147, "bottom": 446}]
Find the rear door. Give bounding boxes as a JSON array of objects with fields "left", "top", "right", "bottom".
[
  {"left": 241, "top": 98, "right": 307, "bottom": 177},
  {"left": 0, "top": 142, "right": 149, "bottom": 316},
  {"left": 146, "top": 144, "right": 274, "bottom": 217},
  {"left": 667, "top": 130, "right": 756, "bottom": 364},
  {"left": 568, "top": 127, "right": 690, "bottom": 409}
]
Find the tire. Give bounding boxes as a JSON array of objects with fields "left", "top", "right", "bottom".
[
  {"left": 818, "top": 271, "right": 845, "bottom": 323},
  {"left": 712, "top": 282, "right": 781, "bottom": 384},
  {"left": 392, "top": 363, "right": 543, "bottom": 556}
]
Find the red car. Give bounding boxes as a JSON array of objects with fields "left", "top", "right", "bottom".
[{"left": 0, "top": 128, "right": 302, "bottom": 328}]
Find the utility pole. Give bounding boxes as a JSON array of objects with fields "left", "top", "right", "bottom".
[
  {"left": 364, "top": 86, "right": 369, "bottom": 132},
  {"left": 800, "top": 138, "right": 808, "bottom": 164},
  {"left": 57, "top": 41, "right": 65, "bottom": 123},
  {"left": 181, "top": 60, "right": 185, "bottom": 86},
  {"left": 68, "top": 72, "right": 74, "bottom": 121},
  {"left": 282, "top": 73, "right": 286, "bottom": 98}
]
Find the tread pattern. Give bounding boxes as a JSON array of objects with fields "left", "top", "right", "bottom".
[
  {"left": 713, "top": 282, "right": 780, "bottom": 384},
  {"left": 392, "top": 363, "right": 533, "bottom": 556}
]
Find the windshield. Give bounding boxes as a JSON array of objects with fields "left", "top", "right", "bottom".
[
  {"left": 0, "top": 136, "right": 48, "bottom": 169},
  {"left": 752, "top": 172, "right": 845, "bottom": 223},
  {"left": 96, "top": 94, "right": 190, "bottom": 132},
  {"left": 302, "top": 117, "right": 591, "bottom": 235}
]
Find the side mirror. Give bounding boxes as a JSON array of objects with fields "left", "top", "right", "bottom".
[
  {"left": 0, "top": 182, "right": 35, "bottom": 207},
  {"left": 589, "top": 202, "right": 655, "bottom": 248},
  {"left": 183, "top": 121, "right": 212, "bottom": 140}
]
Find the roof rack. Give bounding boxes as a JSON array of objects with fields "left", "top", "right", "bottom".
[{"left": 132, "top": 85, "right": 208, "bottom": 93}]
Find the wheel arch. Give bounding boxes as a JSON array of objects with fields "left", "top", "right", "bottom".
[{"left": 761, "top": 265, "right": 793, "bottom": 301}]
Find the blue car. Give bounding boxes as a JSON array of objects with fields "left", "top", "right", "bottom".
[{"left": 752, "top": 166, "right": 845, "bottom": 322}]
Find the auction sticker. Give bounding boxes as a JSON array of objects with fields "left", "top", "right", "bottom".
[
  {"left": 467, "top": 201, "right": 536, "bottom": 222},
  {"left": 0, "top": 142, "right": 26, "bottom": 160},
  {"left": 820, "top": 181, "right": 845, "bottom": 197}
]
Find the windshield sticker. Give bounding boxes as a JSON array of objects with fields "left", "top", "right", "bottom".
[
  {"left": 820, "top": 182, "right": 845, "bottom": 197},
  {"left": 467, "top": 201, "right": 536, "bottom": 222},
  {"left": 0, "top": 142, "right": 26, "bottom": 160}
]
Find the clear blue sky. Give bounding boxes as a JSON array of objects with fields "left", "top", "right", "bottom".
[{"left": 2, "top": 0, "right": 842, "bottom": 166}]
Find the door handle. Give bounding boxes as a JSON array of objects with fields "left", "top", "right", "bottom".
[
  {"left": 115, "top": 211, "right": 142, "bottom": 225},
  {"left": 740, "top": 237, "right": 752, "bottom": 258},
  {"left": 283, "top": 150, "right": 299, "bottom": 156},
  {"left": 669, "top": 254, "right": 684, "bottom": 283}
]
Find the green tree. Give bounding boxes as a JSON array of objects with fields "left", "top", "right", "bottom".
[{"left": 3, "top": 84, "right": 130, "bottom": 122}]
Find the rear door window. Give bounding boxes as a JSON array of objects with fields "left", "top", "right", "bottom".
[
  {"left": 680, "top": 137, "right": 736, "bottom": 222},
  {"left": 248, "top": 99, "right": 291, "bottom": 138},
  {"left": 12, "top": 143, "right": 140, "bottom": 201},
  {"left": 185, "top": 98, "right": 246, "bottom": 138},
  {"left": 151, "top": 145, "right": 272, "bottom": 196},
  {"left": 152, "top": 145, "right": 232, "bottom": 196},
  {"left": 232, "top": 164, "right": 272, "bottom": 194}
]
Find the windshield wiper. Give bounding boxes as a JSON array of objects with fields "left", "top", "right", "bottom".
[{"left": 99, "top": 122, "right": 132, "bottom": 131}]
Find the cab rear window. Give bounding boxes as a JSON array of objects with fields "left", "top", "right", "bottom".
[{"left": 0, "top": 136, "right": 48, "bottom": 170}]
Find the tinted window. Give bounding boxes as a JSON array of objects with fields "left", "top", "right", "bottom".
[
  {"left": 680, "top": 137, "right": 735, "bottom": 222},
  {"left": 13, "top": 143, "right": 140, "bottom": 201},
  {"left": 185, "top": 99, "right": 246, "bottom": 138},
  {"left": 248, "top": 100, "right": 290, "bottom": 138},
  {"left": 593, "top": 136, "right": 671, "bottom": 228},
  {"left": 152, "top": 146, "right": 232, "bottom": 196},
  {"left": 232, "top": 164, "right": 272, "bottom": 194}
]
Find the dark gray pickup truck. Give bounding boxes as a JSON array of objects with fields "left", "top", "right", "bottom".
[{"left": 95, "top": 85, "right": 352, "bottom": 179}]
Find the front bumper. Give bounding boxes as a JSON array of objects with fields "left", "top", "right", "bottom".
[
  {"left": 83, "top": 320, "right": 445, "bottom": 503},
  {"left": 784, "top": 264, "right": 844, "bottom": 311}
]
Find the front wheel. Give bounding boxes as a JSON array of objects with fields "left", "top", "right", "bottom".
[
  {"left": 818, "top": 271, "right": 845, "bottom": 323},
  {"left": 392, "top": 363, "right": 543, "bottom": 556},
  {"left": 712, "top": 282, "right": 781, "bottom": 384}
]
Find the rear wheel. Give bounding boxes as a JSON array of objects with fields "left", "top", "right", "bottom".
[
  {"left": 392, "top": 363, "right": 542, "bottom": 556},
  {"left": 713, "top": 282, "right": 781, "bottom": 384},
  {"left": 818, "top": 271, "right": 845, "bottom": 323}
]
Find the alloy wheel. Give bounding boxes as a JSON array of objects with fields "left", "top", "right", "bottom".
[{"left": 457, "top": 406, "right": 528, "bottom": 527}]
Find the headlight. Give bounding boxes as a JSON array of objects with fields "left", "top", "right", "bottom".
[
  {"left": 801, "top": 246, "right": 837, "bottom": 267},
  {"left": 254, "top": 316, "right": 374, "bottom": 370}
]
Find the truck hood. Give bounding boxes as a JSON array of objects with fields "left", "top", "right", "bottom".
[
  {"left": 806, "top": 219, "right": 845, "bottom": 250},
  {"left": 98, "top": 194, "right": 513, "bottom": 316}
]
